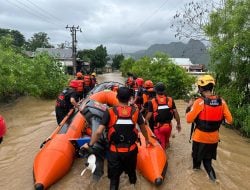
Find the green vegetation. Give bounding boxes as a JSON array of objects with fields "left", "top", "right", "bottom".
[
  {"left": 0, "top": 36, "right": 68, "bottom": 101},
  {"left": 77, "top": 45, "right": 108, "bottom": 71},
  {"left": 120, "top": 53, "right": 195, "bottom": 99},
  {"left": 205, "top": 0, "right": 250, "bottom": 136},
  {"left": 112, "top": 54, "right": 124, "bottom": 70}
]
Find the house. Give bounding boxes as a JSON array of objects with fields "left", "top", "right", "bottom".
[
  {"left": 35, "top": 48, "right": 73, "bottom": 74},
  {"left": 169, "top": 58, "right": 193, "bottom": 72},
  {"left": 189, "top": 64, "right": 206, "bottom": 72}
]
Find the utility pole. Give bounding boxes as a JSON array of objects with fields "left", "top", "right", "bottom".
[{"left": 66, "top": 25, "right": 82, "bottom": 75}]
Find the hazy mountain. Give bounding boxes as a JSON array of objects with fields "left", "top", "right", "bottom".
[{"left": 127, "top": 39, "right": 210, "bottom": 65}]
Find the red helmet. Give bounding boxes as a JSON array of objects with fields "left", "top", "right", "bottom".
[
  {"left": 69, "top": 80, "right": 78, "bottom": 88},
  {"left": 144, "top": 80, "right": 153, "bottom": 88},
  {"left": 0, "top": 115, "right": 7, "bottom": 137},
  {"left": 76, "top": 72, "right": 83, "bottom": 78},
  {"left": 136, "top": 78, "right": 144, "bottom": 87}
]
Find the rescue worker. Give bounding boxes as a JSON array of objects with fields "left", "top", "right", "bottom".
[
  {"left": 91, "top": 72, "right": 98, "bottom": 89},
  {"left": 83, "top": 72, "right": 92, "bottom": 98},
  {"left": 140, "top": 80, "right": 156, "bottom": 131},
  {"left": 133, "top": 77, "right": 144, "bottom": 110},
  {"left": 186, "top": 75, "right": 233, "bottom": 181},
  {"left": 75, "top": 72, "right": 84, "bottom": 101},
  {"left": 0, "top": 115, "right": 7, "bottom": 144},
  {"left": 81, "top": 87, "right": 151, "bottom": 190},
  {"left": 55, "top": 80, "right": 80, "bottom": 125},
  {"left": 145, "top": 82, "right": 181, "bottom": 149}
]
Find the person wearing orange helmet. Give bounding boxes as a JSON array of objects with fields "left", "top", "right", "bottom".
[
  {"left": 133, "top": 78, "right": 144, "bottom": 109},
  {"left": 0, "top": 115, "right": 7, "bottom": 144},
  {"left": 83, "top": 71, "right": 92, "bottom": 98},
  {"left": 55, "top": 80, "right": 80, "bottom": 125},
  {"left": 140, "top": 80, "right": 156, "bottom": 131},
  {"left": 186, "top": 75, "right": 233, "bottom": 181},
  {"left": 75, "top": 72, "right": 84, "bottom": 100}
]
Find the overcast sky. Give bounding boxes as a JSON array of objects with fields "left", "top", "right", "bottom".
[{"left": 1, "top": 0, "right": 192, "bottom": 54}]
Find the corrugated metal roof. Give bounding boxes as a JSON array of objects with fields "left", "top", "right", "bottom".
[{"left": 36, "top": 48, "right": 72, "bottom": 59}]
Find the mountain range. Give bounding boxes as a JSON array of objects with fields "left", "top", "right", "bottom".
[{"left": 126, "top": 39, "right": 210, "bottom": 65}]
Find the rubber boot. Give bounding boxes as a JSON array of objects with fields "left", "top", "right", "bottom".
[{"left": 110, "top": 177, "right": 119, "bottom": 190}]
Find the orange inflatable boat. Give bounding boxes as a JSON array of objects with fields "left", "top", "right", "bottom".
[
  {"left": 33, "top": 109, "right": 86, "bottom": 190},
  {"left": 33, "top": 82, "right": 167, "bottom": 189},
  {"left": 137, "top": 126, "right": 168, "bottom": 185}
]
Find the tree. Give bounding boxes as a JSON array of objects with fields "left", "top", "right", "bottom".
[
  {"left": 120, "top": 57, "right": 136, "bottom": 77},
  {"left": 93, "top": 45, "right": 108, "bottom": 69},
  {"left": 205, "top": 0, "right": 250, "bottom": 135},
  {"left": 26, "top": 32, "right": 54, "bottom": 51},
  {"left": 121, "top": 53, "right": 195, "bottom": 99},
  {"left": 171, "top": 0, "right": 223, "bottom": 41},
  {"left": 0, "top": 28, "right": 25, "bottom": 47},
  {"left": 112, "top": 54, "right": 125, "bottom": 70}
]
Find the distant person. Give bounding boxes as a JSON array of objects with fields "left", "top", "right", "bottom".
[
  {"left": 55, "top": 80, "right": 80, "bottom": 125},
  {"left": 145, "top": 82, "right": 181, "bottom": 149},
  {"left": 83, "top": 72, "right": 92, "bottom": 98},
  {"left": 140, "top": 80, "right": 156, "bottom": 131},
  {"left": 75, "top": 72, "right": 84, "bottom": 101},
  {"left": 91, "top": 72, "right": 98, "bottom": 89},
  {"left": 0, "top": 115, "right": 7, "bottom": 144},
  {"left": 81, "top": 87, "right": 151, "bottom": 190},
  {"left": 186, "top": 75, "right": 233, "bottom": 181},
  {"left": 133, "top": 77, "right": 144, "bottom": 110}
]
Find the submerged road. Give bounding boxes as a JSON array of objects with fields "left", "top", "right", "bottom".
[{"left": 0, "top": 72, "right": 249, "bottom": 190}]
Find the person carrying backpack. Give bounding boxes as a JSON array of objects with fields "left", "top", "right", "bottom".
[
  {"left": 55, "top": 80, "right": 80, "bottom": 125},
  {"left": 145, "top": 82, "right": 181, "bottom": 149},
  {"left": 81, "top": 87, "right": 151, "bottom": 190},
  {"left": 186, "top": 75, "right": 232, "bottom": 181}
]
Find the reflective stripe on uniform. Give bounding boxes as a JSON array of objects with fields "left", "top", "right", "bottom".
[
  {"left": 158, "top": 105, "right": 169, "bottom": 110},
  {"left": 116, "top": 119, "right": 133, "bottom": 125}
]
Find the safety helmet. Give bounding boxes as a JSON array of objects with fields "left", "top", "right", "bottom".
[
  {"left": 0, "top": 115, "right": 7, "bottom": 137},
  {"left": 91, "top": 72, "right": 96, "bottom": 77},
  {"left": 155, "top": 82, "right": 165, "bottom": 93},
  {"left": 76, "top": 72, "right": 83, "bottom": 78},
  {"left": 136, "top": 78, "right": 144, "bottom": 87},
  {"left": 69, "top": 80, "right": 79, "bottom": 88},
  {"left": 144, "top": 80, "right": 154, "bottom": 88},
  {"left": 197, "top": 75, "right": 215, "bottom": 87}
]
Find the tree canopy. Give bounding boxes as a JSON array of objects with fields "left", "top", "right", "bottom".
[
  {"left": 205, "top": 0, "right": 250, "bottom": 135},
  {"left": 120, "top": 53, "right": 195, "bottom": 99},
  {"left": 112, "top": 54, "right": 124, "bottom": 70},
  {"left": 0, "top": 28, "right": 25, "bottom": 47},
  {"left": 25, "top": 32, "right": 54, "bottom": 51}
]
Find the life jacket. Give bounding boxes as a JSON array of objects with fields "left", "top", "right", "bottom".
[
  {"left": 195, "top": 96, "right": 223, "bottom": 132},
  {"left": 76, "top": 79, "right": 84, "bottom": 92},
  {"left": 107, "top": 105, "right": 139, "bottom": 150},
  {"left": 56, "top": 88, "right": 75, "bottom": 109},
  {"left": 83, "top": 75, "right": 91, "bottom": 87},
  {"left": 142, "top": 90, "right": 156, "bottom": 105},
  {"left": 151, "top": 95, "right": 174, "bottom": 124}
]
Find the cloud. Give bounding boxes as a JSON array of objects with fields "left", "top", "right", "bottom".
[{"left": 1, "top": 0, "right": 192, "bottom": 53}]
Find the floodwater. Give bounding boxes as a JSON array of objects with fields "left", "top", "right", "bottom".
[{"left": 0, "top": 72, "right": 249, "bottom": 190}]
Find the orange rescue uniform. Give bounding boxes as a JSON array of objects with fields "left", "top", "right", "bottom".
[{"left": 186, "top": 96, "right": 233, "bottom": 144}]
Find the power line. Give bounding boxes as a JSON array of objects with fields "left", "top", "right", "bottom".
[
  {"left": 23, "top": 0, "right": 66, "bottom": 26},
  {"left": 6, "top": 0, "right": 56, "bottom": 25}
]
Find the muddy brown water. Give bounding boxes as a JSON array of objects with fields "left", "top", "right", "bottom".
[{"left": 0, "top": 72, "right": 249, "bottom": 190}]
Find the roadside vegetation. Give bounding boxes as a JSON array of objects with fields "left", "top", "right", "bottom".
[
  {"left": 120, "top": 52, "right": 195, "bottom": 99},
  {"left": 0, "top": 36, "right": 68, "bottom": 101}
]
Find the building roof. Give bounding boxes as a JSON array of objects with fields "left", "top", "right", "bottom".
[
  {"left": 170, "top": 58, "right": 193, "bottom": 66},
  {"left": 36, "top": 48, "right": 72, "bottom": 59}
]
